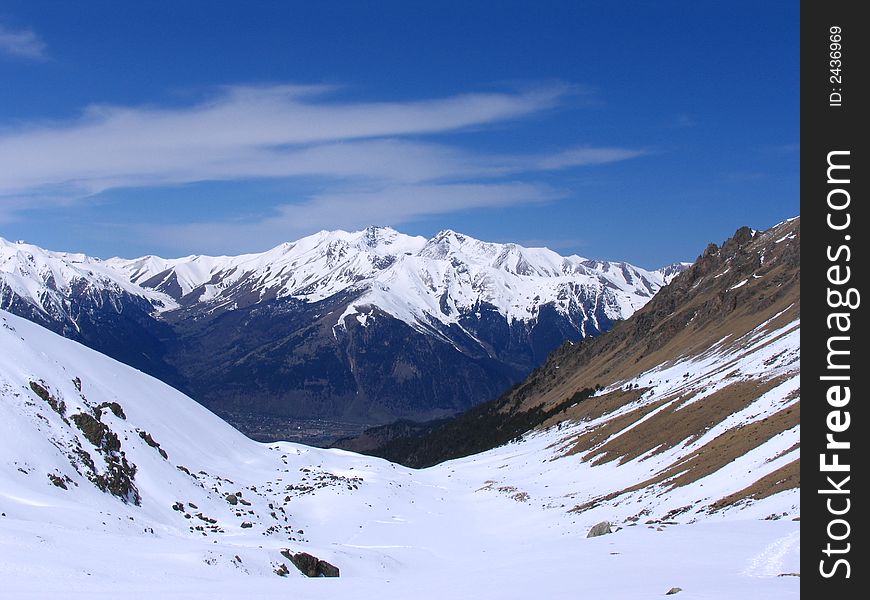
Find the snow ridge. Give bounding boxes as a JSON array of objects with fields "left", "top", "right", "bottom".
[
  {"left": 0, "top": 237, "right": 177, "bottom": 319},
  {"left": 105, "top": 226, "right": 679, "bottom": 330}
]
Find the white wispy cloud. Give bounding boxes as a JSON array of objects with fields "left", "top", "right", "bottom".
[
  {"left": 0, "top": 83, "right": 646, "bottom": 250},
  {"left": 533, "top": 146, "right": 646, "bottom": 170},
  {"left": 0, "top": 84, "right": 569, "bottom": 196},
  {"left": 0, "top": 23, "right": 47, "bottom": 61},
  {"left": 0, "top": 84, "right": 642, "bottom": 196}
]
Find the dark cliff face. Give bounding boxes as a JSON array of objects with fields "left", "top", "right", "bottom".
[{"left": 350, "top": 218, "right": 800, "bottom": 467}]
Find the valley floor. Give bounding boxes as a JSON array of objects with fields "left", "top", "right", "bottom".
[
  {"left": 2, "top": 434, "right": 799, "bottom": 599},
  {"left": 0, "top": 308, "right": 800, "bottom": 599}
]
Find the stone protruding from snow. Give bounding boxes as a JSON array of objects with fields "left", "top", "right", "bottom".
[{"left": 587, "top": 521, "right": 613, "bottom": 538}]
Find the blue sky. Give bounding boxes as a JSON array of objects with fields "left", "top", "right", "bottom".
[{"left": 0, "top": 1, "right": 798, "bottom": 268}]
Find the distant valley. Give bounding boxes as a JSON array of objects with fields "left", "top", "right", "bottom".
[{"left": 1, "top": 227, "right": 686, "bottom": 443}]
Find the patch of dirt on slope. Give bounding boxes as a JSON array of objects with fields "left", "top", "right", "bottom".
[
  {"left": 710, "top": 458, "right": 800, "bottom": 510},
  {"left": 544, "top": 388, "right": 647, "bottom": 432},
  {"left": 659, "top": 400, "right": 799, "bottom": 489},
  {"left": 561, "top": 393, "right": 673, "bottom": 458},
  {"left": 580, "top": 377, "right": 791, "bottom": 466},
  {"left": 568, "top": 401, "right": 799, "bottom": 514}
]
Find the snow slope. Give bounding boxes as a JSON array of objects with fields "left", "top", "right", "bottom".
[{"left": 1, "top": 309, "right": 798, "bottom": 598}]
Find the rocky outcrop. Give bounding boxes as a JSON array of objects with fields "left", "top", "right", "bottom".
[{"left": 281, "top": 550, "right": 340, "bottom": 577}]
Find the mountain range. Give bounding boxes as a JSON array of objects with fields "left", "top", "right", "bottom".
[
  {"left": 1, "top": 227, "right": 687, "bottom": 442},
  {"left": 0, "top": 217, "right": 800, "bottom": 598}
]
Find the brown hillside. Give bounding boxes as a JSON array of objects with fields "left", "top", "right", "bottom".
[
  {"left": 503, "top": 218, "right": 800, "bottom": 511},
  {"left": 506, "top": 218, "right": 799, "bottom": 415},
  {"left": 362, "top": 218, "right": 800, "bottom": 522}
]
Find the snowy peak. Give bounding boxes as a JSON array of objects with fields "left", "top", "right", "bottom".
[
  {"left": 655, "top": 261, "right": 694, "bottom": 284},
  {"left": 104, "top": 227, "right": 681, "bottom": 332},
  {"left": 107, "top": 227, "right": 428, "bottom": 308},
  {"left": 420, "top": 230, "right": 565, "bottom": 278},
  {"left": 0, "top": 237, "right": 175, "bottom": 319},
  {"left": 358, "top": 224, "right": 413, "bottom": 250},
  {"left": 1, "top": 230, "right": 692, "bottom": 430}
]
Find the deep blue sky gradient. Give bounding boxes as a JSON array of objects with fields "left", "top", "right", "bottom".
[{"left": 0, "top": 1, "right": 798, "bottom": 268}]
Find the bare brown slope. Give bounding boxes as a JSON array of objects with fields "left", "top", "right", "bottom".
[
  {"left": 508, "top": 217, "right": 799, "bottom": 416},
  {"left": 521, "top": 218, "right": 801, "bottom": 511}
]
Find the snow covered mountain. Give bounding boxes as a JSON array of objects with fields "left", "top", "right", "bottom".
[
  {"left": 0, "top": 238, "right": 185, "bottom": 389},
  {"left": 0, "top": 303, "right": 799, "bottom": 598},
  {"left": 106, "top": 226, "right": 675, "bottom": 335},
  {"left": 0, "top": 238, "right": 169, "bottom": 310},
  {"left": 2, "top": 229, "right": 687, "bottom": 439}
]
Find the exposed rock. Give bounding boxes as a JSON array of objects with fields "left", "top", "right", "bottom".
[
  {"left": 71, "top": 413, "right": 120, "bottom": 453},
  {"left": 226, "top": 494, "right": 238, "bottom": 505},
  {"left": 29, "top": 381, "right": 66, "bottom": 416},
  {"left": 666, "top": 587, "right": 683, "bottom": 595},
  {"left": 93, "top": 455, "right": 140, "bottom": 505},
  {"left": 137, "top": 430, "right": 168, "bottom": 459},
  {"left": 587, "top": 521, "right": 613, "bottom": 538},
  {"left": 96, "top": 401, "right": 126, "bottom": 420},
  {"left": 47, "top": 473, "right": 68, "bottom": 489},
  {"left": 240, "top": 521, "right": 253, "bottom": 528},
  {"left": 69, "top": 411, "right": 139, "bottom": 504},
  {"left": 281, "top": 550, "right": 340, "bottom": 577}
]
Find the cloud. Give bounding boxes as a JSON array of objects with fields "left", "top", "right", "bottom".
[
  {"left": 0, "top": 84, "right": 571, "bottom": 196},
  {"left": 533, "top": 146, "right": 646, "bottom": 170},
  {"left": 675, "top": 114, "right": 696, "bottom": 128},
  {"left": 0, "top": 83, "right": 646, "bottom": 252},
  {"left": 0, "top": 82, "right": 642, "bottom": 195},
  {"left": 142, "top": 182, "right": 560, "bottom": 254},
  {"left": 0, "top": 23, "right": 47, "bottom": 61}
]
